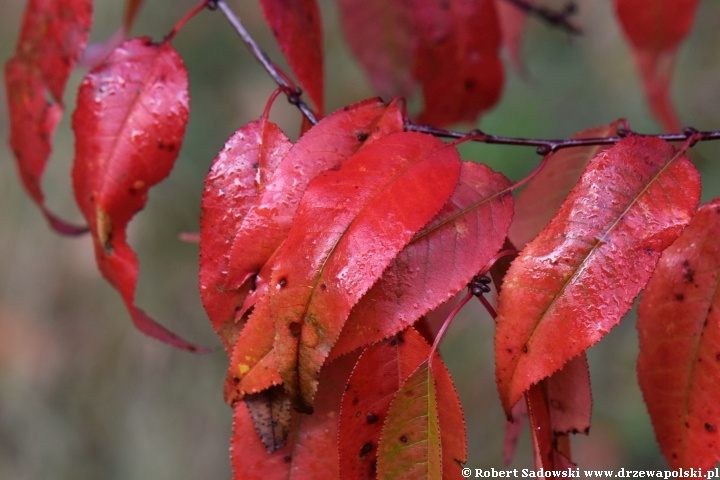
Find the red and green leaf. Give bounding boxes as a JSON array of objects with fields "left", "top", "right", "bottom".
[
  {"left": 495, "top": 136, "right": 701, "bottom": 414},
  {"left": 637, "top": 198, "right": 720, "bottom": 470},
  {"left": 71, "top": 38, "right": 203, "bottom": 351},
  {"left": 5, "top": 0, "right": 92, "bottom": 234},
  {"left": 613, "top": 0, "right": 700, "bottom": 132},
  {"left": 331, "top": 161, "right": 513, "bottom": 360},
  {"left": 271, "top": 131, "right": 461, "bottom": 412}
]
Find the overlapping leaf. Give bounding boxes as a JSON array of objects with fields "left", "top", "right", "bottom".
[
  {"left": 331, "top": 161, "right": 513, "bottom": 360},
  {"left": 259, "top": 0, "right": 324, "bottom": 114},
  {"left": 637, "top": 198, "right": 720, "bottom": 470},
  {"left": 509, "top": 121, "right": 625, "bottom": 248},
  {"left": 72, "top": 38, "right": 203, "bottom": 351},
  {"left": 496, "top": 0, "right": 534, "bottom": 74},
  {"left": 375, "top": 335, "right": 467, "bottom": 479},
  {"left": 5, "top": 0, "right": 92, "bottom": 234},
  {"left": 200, "top": 114, "right": 291, "bottom": 350},
  {"left": 613, "top": 0, "right": 700, "bottom": 132},
  {"left": 271, "top": 132, "right": 461, "bottom": 412},
  {"left": 546, "top": 353, "right": 592, "bottom": 436},
  {"left": 495, "top": 136, "right": 701, "bottom": 414}
]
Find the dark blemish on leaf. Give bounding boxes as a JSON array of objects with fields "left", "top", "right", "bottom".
[
  {"left": 706, "top": 423, "right": 715, "bottom": 432},
  {"left": 704, "top": 320, "right": 708, "bottom": 327},
  {"left": 371, "top": 460, "right": 377, "bottom": 472},
  {"left": 278, "top": 278, "right": 287, "bottom": 287},
  {"left": 676, "top": 294, "right": 685, "bottom": 301},
  {"left": 166, "top": 144, "right": 175, "bottom": 152},
  {"left": 440, "top": 0, "right": 450, "bottom": 10},
  {"left": 252, "top": 163, "right": 259, "bottom": 170},
  {"left": 550, "top": 399, "right": 561, "bottom": 409},
  {"left": 390, "top": 339, "right": 397, "bottom": 346},
  {"left": 464, "top": 78, "right": 475, "bottom": 91},
  {"left": 716, "top": 207, "right": 720, "bottom": 214},
  {"left": 684, "top": 269, "right": 695, "bottom": 283},
  {"left": 283, "top": 455, "right": 291, "bottom": 463},
  {"left": 367, "top": 413, "right": 378, "bottom": 424},
  {"left": 343, "top": 106, "right": 350, "bottom": 112},
  {"left": 352, "top": 397, "right": 359, "bottom": 405},
  {"left": 685, "top": 422, "right": 690, "bottom": 428},
  {"left": 397, "top": 331, "right": 404, "bottom": 343},
  {"left": 232, "top": 376, "right": 239, "bottom": 384},
  {"left": 356, "top": 131, "right": 369, "bottom": 142},
  {"left": 143, "top": 38, "right": 153, "bottom": 46},
  {"left": 673, "top": 453, "right": 678, "bottom": 459},
  {"left": 360, "top": 442, "right": 373, "bottom": 456},
  {"left": 289, "top": 322, "right": 301, "bottom": 337},
  {"left": 716, "top": 353, "right": 720, "bottom": 361},
  {"left": 683, "top": 260, "right": 690, "bottom": 267},
  {"left": 320, "top": 283, "right": 327, "bottom": 291},
  {"left": 400, "top": 435, "right": 408, "bottom": 443},
  {"left": 355, "top": 411, "right": 361, "bottom": 418},
  {"left": 345, "top": 383, "right": 350, "bottom": 391},
  {"left": 646, "top": 248, "right": 653, "bottom": 255},
  {"left": 522, "top": 345, "right": 528, "bottom": 353}
]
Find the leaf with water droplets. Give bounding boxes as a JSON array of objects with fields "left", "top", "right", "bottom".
[
  {"left": 72, "top": 38, "right": 204, "bottom": 351},
  {"left": 638, "top": 198, "right": 720, "bottom": 470},
  {"left": 495, "top": 136, "right": 700, "bottom": 414}
]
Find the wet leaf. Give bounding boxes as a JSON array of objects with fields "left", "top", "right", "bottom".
[
  {"left": 637, "top": 198, "right": 720, "bottom": 469},
  {"left": 495, "top": 136, "right": 701, "bottom": 414},
  {"left": 331, "top": 161, "right": 513, "bottom": 360},
  {"left": 613, "top": 0, "right": 700, "bottom": 131},
  {"left": 244, "top": 385, "right": 292, "bottom": 453},
  {"left": 271, "top": 132, "right": 461, "bottom": 412},
  {"left": 72, "top": 38, "right": 203, "bottom": 351},
  {"left": 259, "top": 0, "right": 324, "bottom": 114},
  {"left": 5, "top": 0, "right": 92, "bottom": 234},
  {"left": 200, "top": 116, "right": 291, "bottom": 350}
]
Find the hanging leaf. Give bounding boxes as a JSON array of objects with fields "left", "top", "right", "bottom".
[
  {"left": 547, "top": 353, "right": 592, "bottom": 436},
  {"left": 613, "top": 0, "right": 700, "bottom": 132},
  {"left": 495, "top": 0, "right": 534, "bottom": 74},
  {"left": 258, "top": 0, "right": 324, "bottom": 114},
  {"left": 503, "top": 399, "right": 528, "bottom": 465},
  {"left": 82, "top": 0, "right": 148, "bottom": 68},
  {"left": 376, "top": 349, "right": 467, "bottom": 479},
  {"left": 199, "top": 115, "right": 292, "bottom": 350},
  {"left": 414, "top": 0, "right": 504, "bottom": 126},
  {"left": 5, "top": 0, "right": 92, "bottom": 234},
  {"left": 331, "top": 161, "right": 513, "bottom": 361},
  {"left": 271, "top": 132, "right": 461, "bottom": 412},
  {"left": 244, "top": 385, "right": 292, "bottom": 454},
  {"left": 337, "top": 0, "right": 415, "bottom": 99},
  {"left": 525, "top": 383, "right": 554, "bottom": 471},
  {"left": 509, "top": 121, "right": 625, "bottom": 249},
  {"left": 637, "top": 198, "right": 720, "bottom": 470},
  {"left": 72, "top": 38, "right": 203, "bottom": 351},
  {"left": 495, "top": 136, "right": 700, "bottom": 415}
]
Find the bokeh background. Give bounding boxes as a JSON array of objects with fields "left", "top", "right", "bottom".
[{"left": 1, "top": 0, "right": 719, "bottom": 478}]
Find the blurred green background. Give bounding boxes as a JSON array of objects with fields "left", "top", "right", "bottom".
[{"left": 1, "top": 0, "right": 719, "bottom": 478}]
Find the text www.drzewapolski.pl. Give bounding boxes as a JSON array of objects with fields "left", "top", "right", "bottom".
[{"left": 461, "top": 468, "right": 720, "bottom": 479}]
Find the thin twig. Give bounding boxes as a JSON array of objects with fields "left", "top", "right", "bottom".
[{"left": 502, "top": 0, "right": 582, "bottom": 35}]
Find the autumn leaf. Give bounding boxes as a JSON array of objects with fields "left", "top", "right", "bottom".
[
  {"left": 496, "top": 0, "right": 534, "bottom": 74},
  {"left": 72, "top": 38, "right": 203, "bottom": 351},
  {"left": 243, "top": 385, "right": 292, "bottom": 453},
  {"left": 503, "top": 398, "right": 528, "bottom": 465},
  {"left": 546, "top": 353, "right": 592, "bottom": 436},
  {"left": 637, "top": 198, "right": 720, "bottom": 470},
  {"left": 270, "top": 132, "right": 461, "bottom": 412},
  {"left": 5, "top": 0, "right": 92, "bottom": 234},
  {"left": 81, "top": 0, "right": 147, "bottom": 68},
  {"left": 495, "top": 136, "right": 701, "bottom": 414},
  {"left": 613, "top": 0, "right": 700, "bottom": 132},
  {"left": 331, "top": 161, "right": 513, "bottom": 360}
]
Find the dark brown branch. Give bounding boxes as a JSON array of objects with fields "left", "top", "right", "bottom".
[
  {"left": 212, "top": 0, "right": 720, "bottom": 155},
  {"left": 502, "top": 0, "right": 582, "bottom": 35}
]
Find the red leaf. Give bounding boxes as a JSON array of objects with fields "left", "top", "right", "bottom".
[
  {"left": 509, "top": 121, "right": 625, "bottom": 249},
  {"left": 123, "top": 0, "right": 146, "bottom": 32},
  {"left": 339, "top": 329, "right": 429, "bottom": 480},
  {"left": 337, "top": 0, "right": 415, "bottom": 99},
  {"left": 5, "top": 0, "right": 92, "bottom": 234},
  {"left": 546, "top": 353, "right": 592, "bottom": 436},
  {"left": 231, "top": 353, "right": 358, "bottom": 480},
  {"left": 637, "top": 198, "right": 720, "bottom": 469},
  {"left": 414, "top": 0, "right": 504, "bottom": 126},
  {"left": 613, "top": 0, "right": 700, "bottom": 132},
  {"left": 200, "top": 116, "right": 292, "bottom": 350},
  {"left": 495, "top": 136, "right": 701, "bottom": 414},
  {"left": 525, "top": 383, "right": 554, "bottom": 471},
  {"left": 225, "top": 98, "right": 403, "bottom": 294},
  {"left": 496, "top": 0, "right": 533, "bottom": 74},
  {"left": 259, "top": 0, "right": 324, "bottom": 114},
  {"left": 81, "top": 0, "right": 147, "bottom": 68},
  {"left": 502, "top": 399, "right": 528, "bottom": 465},
  {"left": 270, "top": 132, "right": 461, "bottom": 412},
  {"left": 331, "top": 161, "right": 513, "bottom": 360},
  {"left": 72, "top": 38, "right": 203, "bottom": 352}
]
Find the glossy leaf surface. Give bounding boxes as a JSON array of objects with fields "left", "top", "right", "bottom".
[
  {"left": 271, "top": 132, "right": 461, "bottom": 412},
  {"left": 509, "top": 121, "right": 624, "bottom": 248},
  {"left": 259, "top": 0, "right": 324, "bottom": 114},
  {"left": 72, "top": 38, "right": 202, "bottom": 351},
  {"left": 637, "top": 198, "right": 720, "bottom": 469},
  {"left": 331, "top": 161, "right": 513, "bottom": 360},
  {"left": 614, "top": 0, "right": 700, "bottom": 131},
  {"left": 495, "top": 136, "right": 701, "bottom": 414},
  {"left": 5, "top": 0, "right": 92, "bottom": 233},
  {"left": 200, "top": 116, "right": 291, "bottom": 350}
]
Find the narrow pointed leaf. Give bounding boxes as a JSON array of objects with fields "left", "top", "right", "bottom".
[
  {"left": 225, "top": 98, "right": 403, "bottom": 294},
  {"left": 495, "top": 136, "right": 701, "bottom": 414},
  {"left": 414, "top": 0, "right": 504, "bottom": 126},
  {"left": 271, "top": 132, "right": 461, "bottom": 412},
  {"left": 613, "top": 0, "right": 700, "bottom": 132},
  {"left": 331, "top": 161, "right": 513, "bottom": 360},
  {"left": 5, "top": 0, "right": 92, "bottom": 234},
  {"left": 339, "top": 328, "right": 429, "bottom": 479},
  {"left": 337, "top": 0, "right": 415, "bottom": 99},
  {"left": 547, "top": 353, "right": 592, "bottom": 436},
  {"left": 259, "top": 0, "right": 324, "bottom": 114},
  {"left": 200, "top": 117, "right": 291, "bottom": 350},
  {"left": 503, "top": 399, "right": 528, "bottom": 465},
  {"left": 637, "top": 198, "right": 720, "bottom": 470},
  {"left": 509, "top": 121, "right": 625, "bottom": 248},
  {"left": 72, "top": 38, "right": 203, "bottom": 351},
  {"left": 526, "top": 383, "right": 554, "bottom": 471},
  {"left": 496, "top": 0, "right": 534, "bottom": 74}
]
